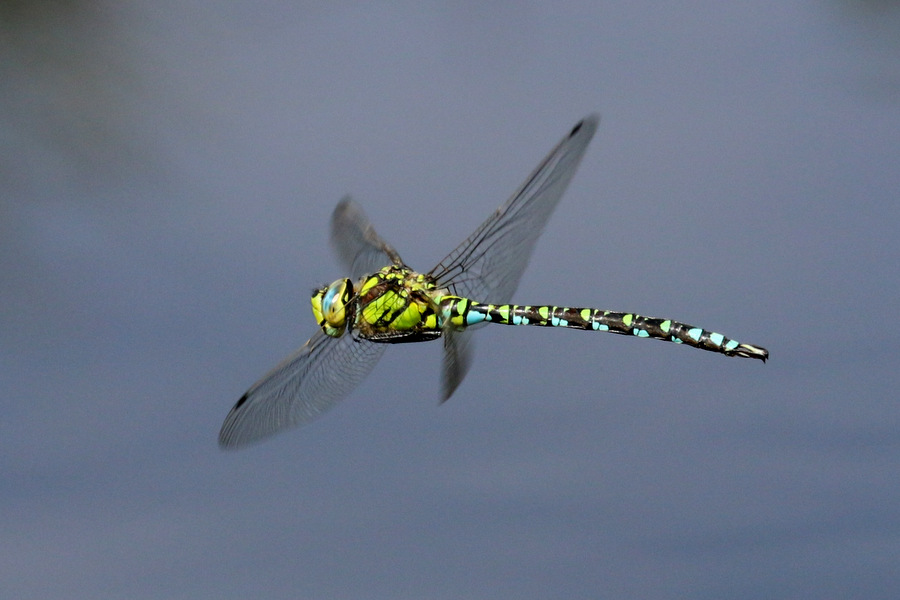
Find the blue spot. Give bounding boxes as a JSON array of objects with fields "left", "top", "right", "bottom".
[
  {"left": 725, "top": 339, "right": 739, "bottom": 351},
  {"left": 709, "top": 332, "right": 724, "bottom": 347},
  {"left": 672, "top": 337, "right": 683, "bottom": 344},
  {"left": 466, "top": 312, "right": 486, "bottom": 326},
  {"left": 633, "top": 329, "right": 650, "bottom": 337},
  {"left": 687, "top": 328, "right": 702, "bottom": 341},
  {"left": 593, "top": 322, "right": 609, "bottom": 331}
]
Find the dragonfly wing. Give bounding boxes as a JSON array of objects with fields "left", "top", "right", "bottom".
[
  {"left": 430, "top": 115, "right": 598, "bottom": 303},
  {"left": 440, "top": 328, "right": 474, "bottom": 403},
  {"left": 331, "top": 196, "right": 403, "bottom": 279},
  {"left": 430, "top": 115, "right": 598, "bottom": 399},
  {"left": 219, "top": 329, "right": 386, "bottom": 448}
]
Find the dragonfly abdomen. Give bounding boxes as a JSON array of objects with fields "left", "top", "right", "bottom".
[{"left": 442, "top": 297, "right": 768, "bottom": 361}]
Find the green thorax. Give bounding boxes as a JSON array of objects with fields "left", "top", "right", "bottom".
[{"left": 311, "top": 265, "right": 457, "bottom": 343}]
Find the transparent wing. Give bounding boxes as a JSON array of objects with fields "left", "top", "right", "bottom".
[
  {"left": 331, "top": 195, "right": 403, "bottom": 278},
  {"left": 429, "top": 115, "right": 599, "bottom": 401},
  {"left": 219, "top": 329, "right": 386, "bottom": 448},
  {"left": 440, "top": 328, "right": 474, "bottom": 402},
  {"left": 430, "top": 115, "right": 598, "bottom": 301}
]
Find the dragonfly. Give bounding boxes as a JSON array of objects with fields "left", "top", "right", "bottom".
[{"left": 219, "top": 115, "right": 768, "bottom": 448}]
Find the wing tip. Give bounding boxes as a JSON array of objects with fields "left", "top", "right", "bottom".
[
  {"left": 571, "top": 113, "right": 600, "bottom": 138},
  {"left": 218, "top": 421, "right": 265, "bottom": 450},
  {"left": 217, "top": 426, "right": 239, "bottom": 450},
  {"left": 217, "top": 392, "right": 259, "bottom": 450}
]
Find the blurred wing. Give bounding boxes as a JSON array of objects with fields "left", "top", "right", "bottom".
[
  {"left": 430, "top": 115, "right": 599, "bottom": 401},
  {"left": 219, "top": 329, "right": 386, "bottom": 448},
  {"left": 440, "top": 328, "right": 474, "bottom": 402},
  {"left": 331, "top": 196, "right": 403, "bottom": 279}
]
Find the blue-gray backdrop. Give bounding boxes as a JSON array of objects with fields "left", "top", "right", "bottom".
[{"left": 3, "top": 2, "right": 898, "bottom": 598}]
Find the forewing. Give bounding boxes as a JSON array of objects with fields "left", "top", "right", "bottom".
[
  {"left": 218, "top": 329, "right": 386, "bottom": 448},
  {"left": 331, "top": 196, "right": 403, "bottom": 279},
  {"left": 430, "top": 115, "right": 598, "bottom": 303},
  {"left": 430, "top": 115, "right": 599, "bottom": 401}
]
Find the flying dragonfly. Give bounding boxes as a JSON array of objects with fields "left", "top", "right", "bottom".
[{"left": 219, "top": 115, "right": 767, "bottom": 448}]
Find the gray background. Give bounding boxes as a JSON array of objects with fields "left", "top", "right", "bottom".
[{"left": 3, "top": 2, "right": 899, "bottom": 598}]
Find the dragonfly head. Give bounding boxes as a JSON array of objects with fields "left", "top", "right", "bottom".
[{"left": 311, "top": 278, "right": 354, "bottom": 337}]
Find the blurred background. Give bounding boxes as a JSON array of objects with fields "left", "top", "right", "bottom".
[{"left": 2, "top": 1, "right": 899, "bottom": 598}]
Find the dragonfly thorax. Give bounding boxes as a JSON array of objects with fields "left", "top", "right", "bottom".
[
  {"left": 311, "top": 278, "right": 353, "bottom": 337},
  {"left": 311, "top": 265, "right": 453, "bottom": 343}
]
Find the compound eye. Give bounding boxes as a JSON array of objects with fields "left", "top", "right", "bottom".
[{"left": 311, "top": 278, "right": 353, "bottom": 336}]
